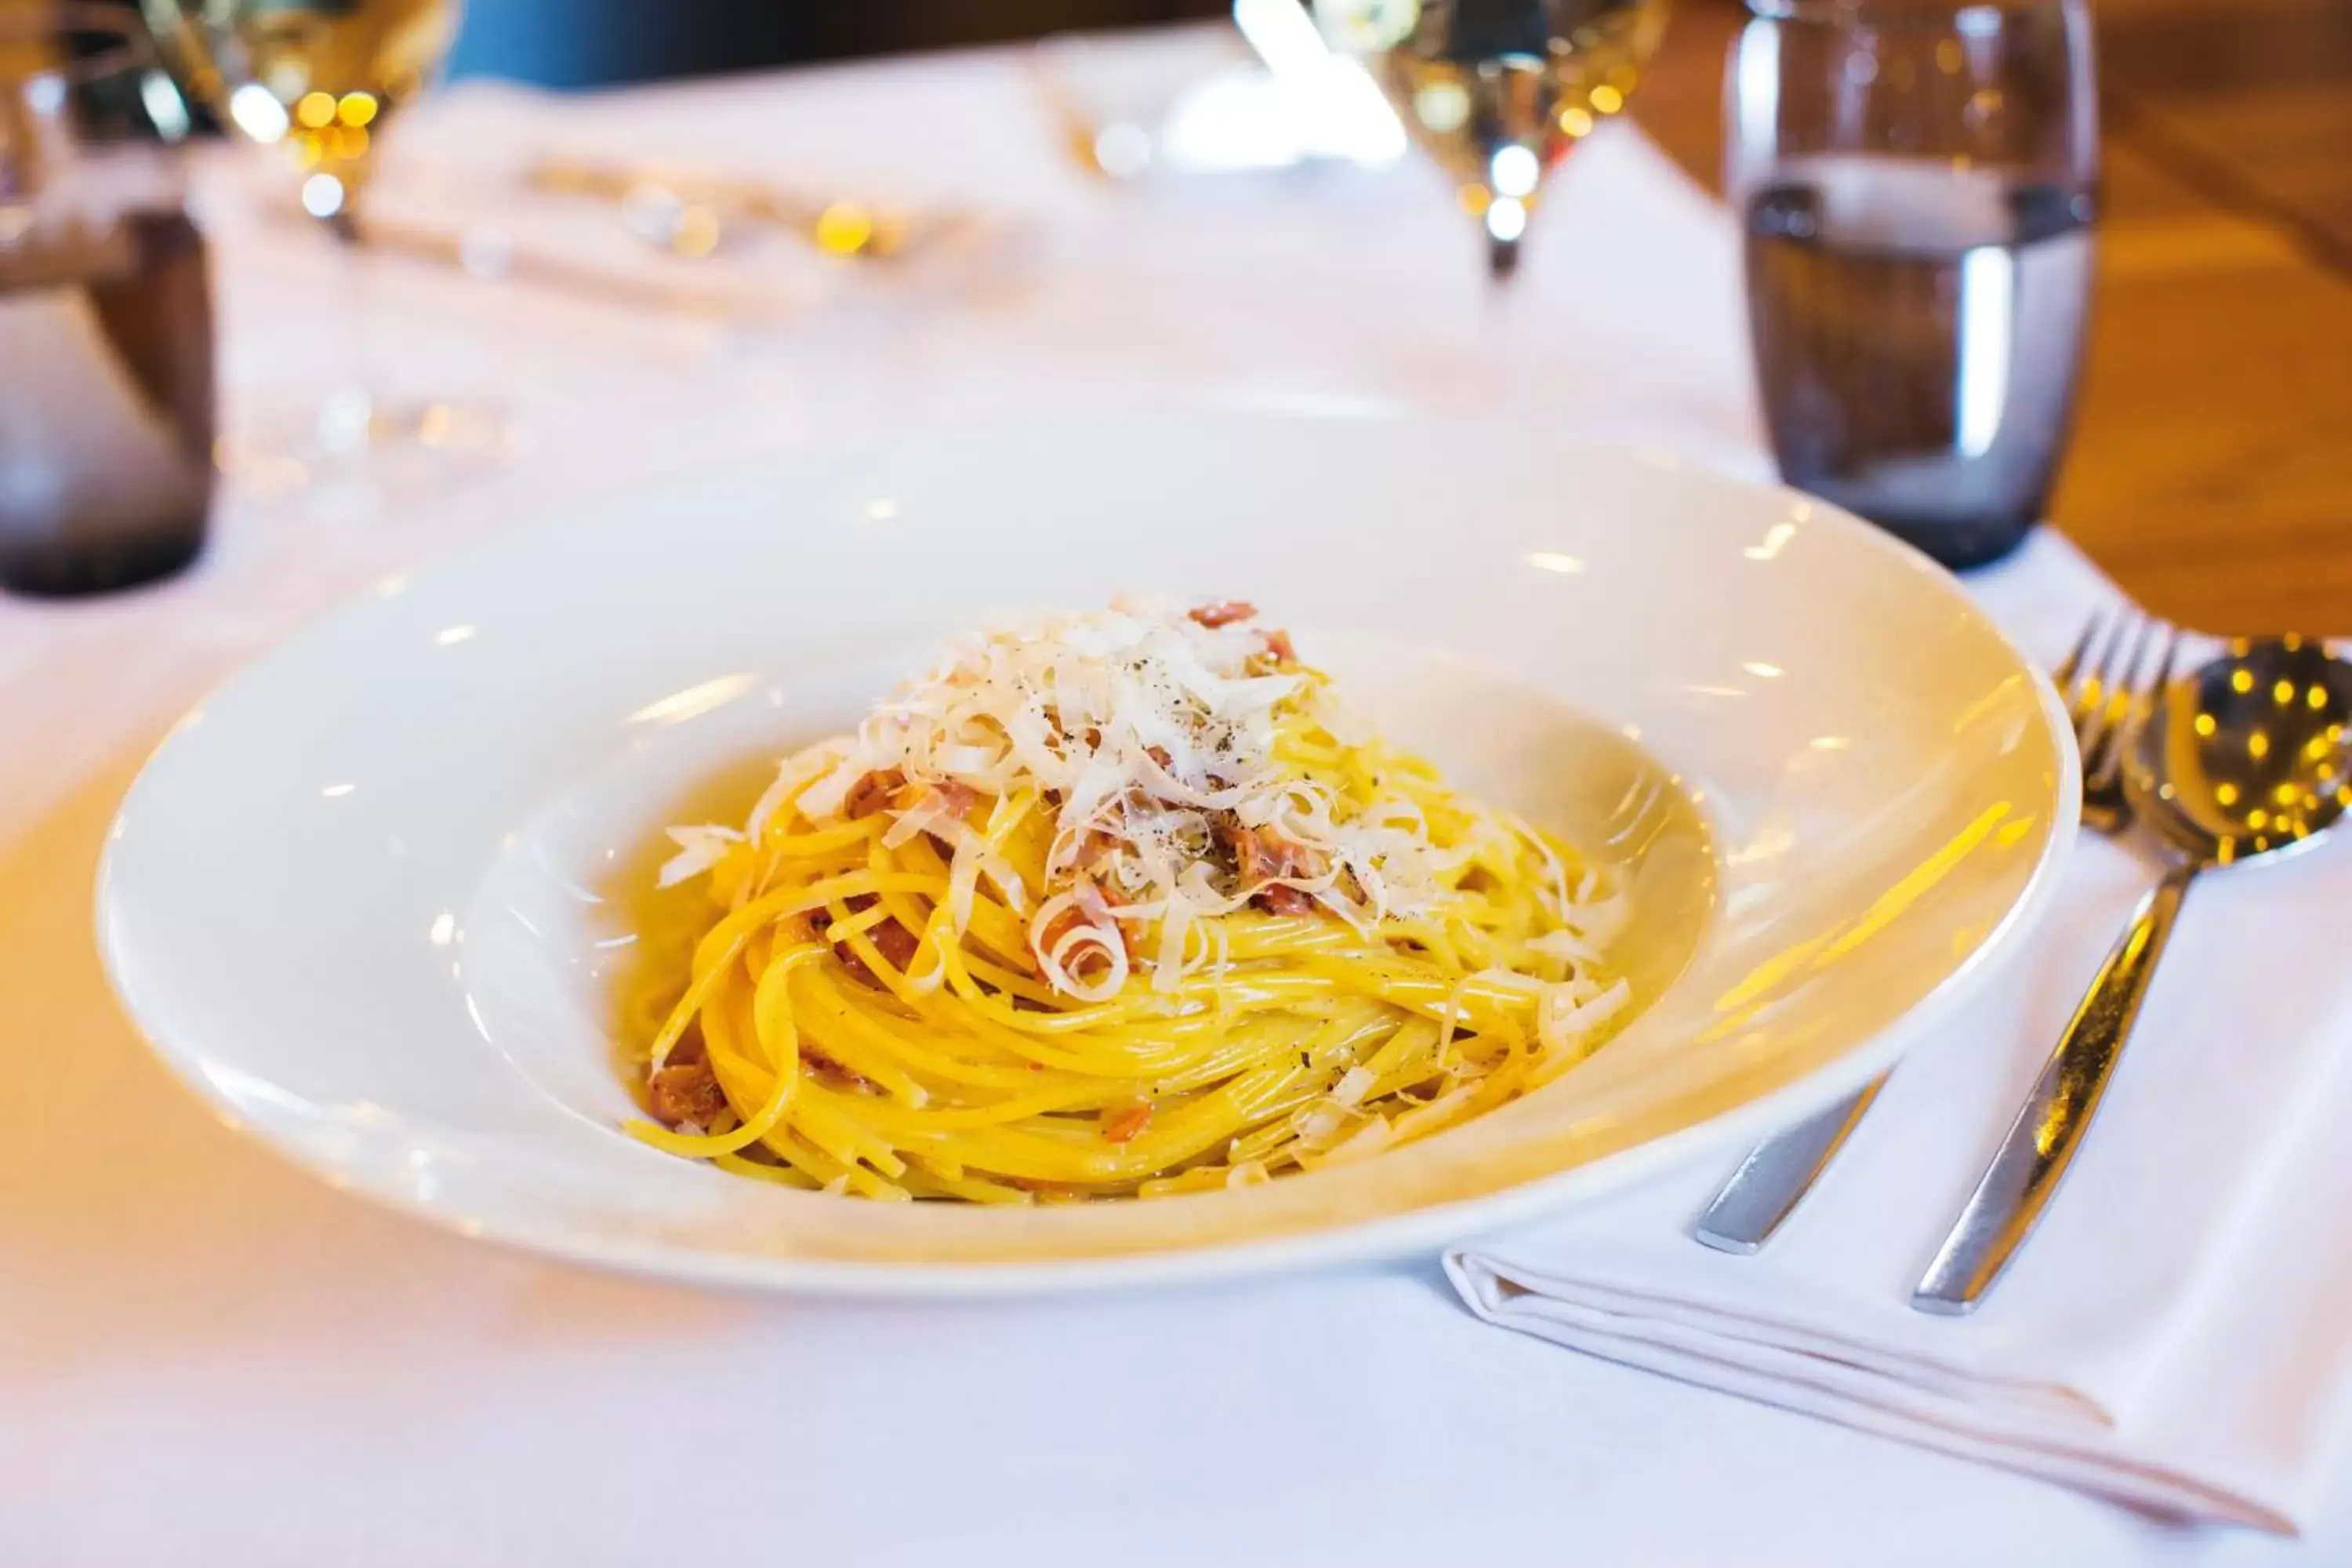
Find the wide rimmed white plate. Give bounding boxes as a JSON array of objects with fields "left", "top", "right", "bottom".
[{"left": 97, "top": 409, "right": 2076, "bottom": 1295}]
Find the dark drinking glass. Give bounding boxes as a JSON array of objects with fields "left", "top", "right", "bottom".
[
  {"left": 1, "top": 5, "right": 214, "bottom": 597},
  {"left": 1727, "top": 0, "right": 2096, "bottom": 570}
]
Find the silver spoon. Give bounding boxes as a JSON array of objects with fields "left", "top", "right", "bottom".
[{"left": 1912, "top": 635, "right": 2352, "bottom": 1314}]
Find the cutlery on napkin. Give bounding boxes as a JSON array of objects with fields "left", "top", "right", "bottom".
[{"left": 1447, "top": 538, "right": 2352, "bottom": 1533}]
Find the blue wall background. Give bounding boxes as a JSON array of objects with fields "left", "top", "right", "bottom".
[
  {"left": 448, "top": 0, "right": 1226, "bottom": 88},
  {"left": 449, "top": 0, "right": 742, "bottom": 88}
]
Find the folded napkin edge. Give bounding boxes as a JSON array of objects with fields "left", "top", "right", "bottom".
[
  {"left": 1446, "top": 1254, "right": 2299, "bottom": 1536},
  {"left": 1447, "top": 1248, "right": 2106, "bottom": 1427}
]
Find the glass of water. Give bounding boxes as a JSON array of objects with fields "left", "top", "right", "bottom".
[
  {"left": 1726, "top": 0, "right": 2096, "bottom": 569},
  {"left": 1, "top": 5, "right": 213, "bottom": 597}
]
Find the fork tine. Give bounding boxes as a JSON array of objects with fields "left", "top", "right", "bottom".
[
  {"left": 2092, "top": 618, "right": 2180, "bottom": 790},
  {"left": 2138, "top": 622, "right": 2183, "bottom": 702},
  {"left": 2053, "top": 611, "right": 2104, "bottom": 694},
  {"left": 2063, "top": 610, "right": 2119, "bottom": 742},
  {"left": 2093, "top": 615, "right": 2160, "bottom": 773},
  {"left": 2098, "top": 620, "right": 2154, "bottom": 771},
  {"left": 2074, "top": 608, "right": 2140, "bottom": 757},
  {"left": 2159, "top": 625, "right": 2186, "bottom": 698},
  {"left": 2139, "top": 621, "right": 2186, "bottom": 737}
]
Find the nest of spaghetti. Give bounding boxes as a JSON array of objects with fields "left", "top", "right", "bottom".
[{"left": 627, "top": 598, "right": 1630, "bottom": 1203}]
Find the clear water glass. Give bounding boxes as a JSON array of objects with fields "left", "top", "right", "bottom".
[
  {"left": 0, "top": 5, "right": 213, "bottom": 596},
  {"left": 1726, "top": 0, "right": 2098, "bottom": 569}
]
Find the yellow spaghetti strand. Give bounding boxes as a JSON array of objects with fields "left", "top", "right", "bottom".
[{"left": 621, "top": 733, "right": 1632, "bottom": 1201}]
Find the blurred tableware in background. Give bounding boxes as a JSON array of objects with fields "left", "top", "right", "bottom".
[
  {"left": 297, "top": 81, "right": 1030, "bottom": 337},
  {"left": 1033, "top": 9, "right": 1402, "bottom": 182},
  {"left": 525, "top": 157, "right": 978, "bottom": 264},
  {"left": 140, "top": 0, "right": 503, "bottom": 481},
  {"left": 1316, "top": 0, "right": 1670, "bottom": 278},
  {"left": 0, "top": 3, "right": 212, "bottom": 597},
  {"left": 1728, "top": 0, "right": 2097, "bottom": 571}
]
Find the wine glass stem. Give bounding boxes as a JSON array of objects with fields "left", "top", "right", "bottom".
[
  {"left": 1487, "top": 230, "right": 1523, "bottom": 281},
  {"left": 311, "top": 168, "right": 389, "bottom": 453},
  {"left": 1479, "top": 240, "right": 1534, "bottom": 413}
]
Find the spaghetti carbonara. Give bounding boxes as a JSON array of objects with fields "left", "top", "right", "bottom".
[{"left": 626, "top": 599, "right": 1630, "bottom": 1201}]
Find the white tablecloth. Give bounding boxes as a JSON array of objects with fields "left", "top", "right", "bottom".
[{"left": 3, "top": 32, "right": 2343, "bottom": 1564}]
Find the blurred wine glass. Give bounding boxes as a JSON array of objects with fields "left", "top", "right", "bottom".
[
  {"left": 140, "top": 0, "right": 492, "bottom": 478},
  {"left": 1316, "top": 0, "right": 1670, "bottom": 278}
]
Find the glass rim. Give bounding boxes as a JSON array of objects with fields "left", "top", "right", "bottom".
[
  {"left": 0, "top": 4, "right": 159, "bottom": 92},
  {"left": 1744, "top": 0, "right": 2074, "bottom": 23}
]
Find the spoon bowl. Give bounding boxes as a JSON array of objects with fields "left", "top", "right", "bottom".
[{"left": 2132, "top": 636, "right": 2352, "bottom": 869}]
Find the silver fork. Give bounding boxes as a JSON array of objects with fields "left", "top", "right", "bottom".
[{"left": 1690, "top": 607, "right": 2180, "bottom": 1255}]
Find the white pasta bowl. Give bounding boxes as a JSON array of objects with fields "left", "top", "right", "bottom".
[{"left": 96, "top": 408, "right": 2075, "bottom": 1294}]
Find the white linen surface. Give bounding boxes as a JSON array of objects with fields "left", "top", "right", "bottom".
[{"left": 4, "top": 30, "right": 2348, "bottom": 1566}]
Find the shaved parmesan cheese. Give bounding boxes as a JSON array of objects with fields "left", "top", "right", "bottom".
[
  {"left": 676, "top": 599, "right": 1607, "bottom": 1005},
  {"left": 1311, "top": 1113, "right": 1394, "bottom": 1167},
  {"left": 1225, "top": 1159, "right": 1272, "bottom": 1189},
  {"left": 658, "top": 825, "right": 742, "bottom": 887},
  {"left": 1536, "top": 976, "right": 1632, "bottom": 1056},
  {"left": 1030, "top": 889, "right": 1131, "bottom": 1003},
  {"left": 743, "top": 745, "right": 839, "bottom": 846},
  {"left": 749, "top": 600, "right": 1457, "bottom": 993},
  {"left": 880, "top": 799, "right": 949, "bottom": 851}
]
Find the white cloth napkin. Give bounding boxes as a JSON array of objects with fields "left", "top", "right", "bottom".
[{"left": 1448, "top": 531, "right": 2352, "bottom": 1533}]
